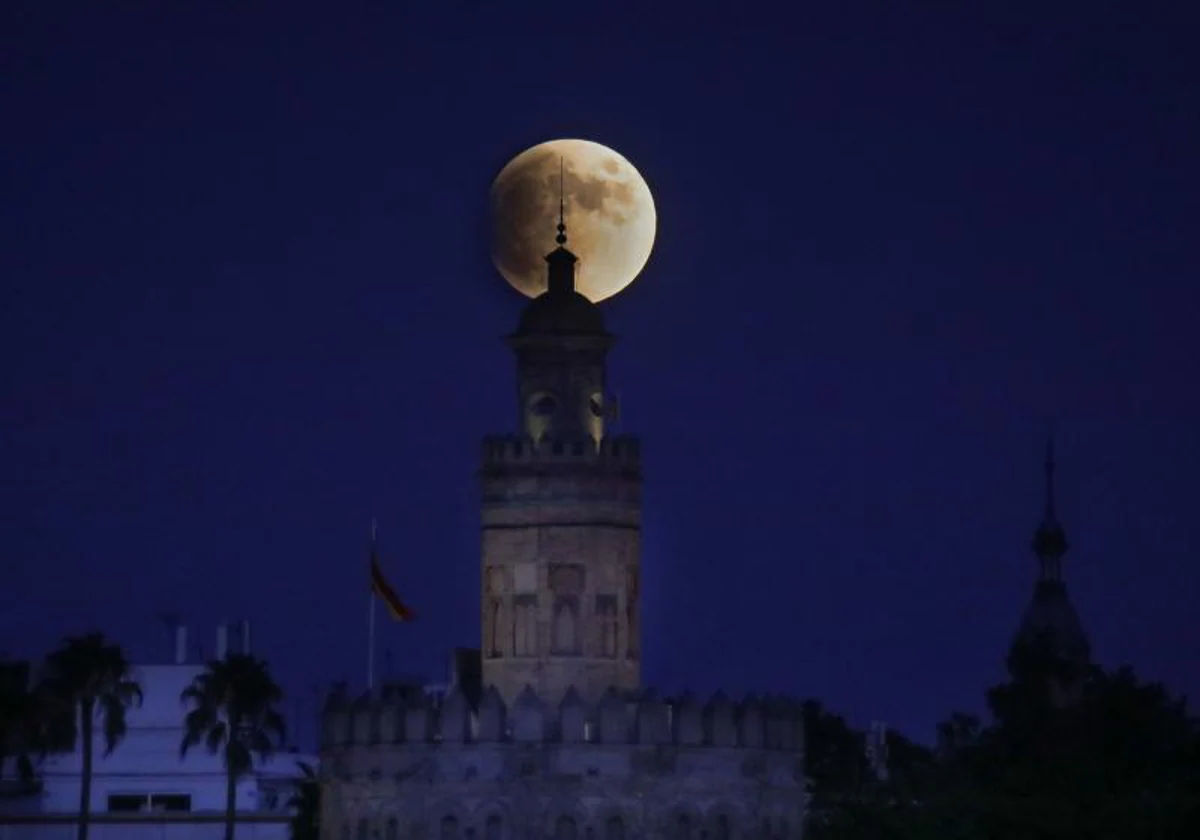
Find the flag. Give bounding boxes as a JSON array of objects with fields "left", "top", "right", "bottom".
[{"left": 370, "top": 545, "right": 414, "bottom": 622}]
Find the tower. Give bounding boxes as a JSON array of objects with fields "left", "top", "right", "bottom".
[
  {"left": 318, "top": 145, "right": 808, "bottom": 840},
  {"left": 478, "top": 191, "right": 642, "bottom": 706},
  {"left": 1008, "top": 437, "right": 1091, "bottom": 704}
]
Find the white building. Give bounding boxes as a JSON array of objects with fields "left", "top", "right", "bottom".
[{"left": 0, "top": 625, "right": 317, "bottom": 840}]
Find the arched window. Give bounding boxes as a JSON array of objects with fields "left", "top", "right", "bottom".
[
  {"left": 604, "top": 816, "right": 625, "bottom": 840},
  {"left": 487, "top": 598, "right": 504, "bottom": 658},
  {"left": 356, "top": 818, "right": 369, "bottom": 840},
  {"left": 552, "top": 596, "right": 578, "bottom": 654},
  {"left": 675, "top": 814, "right": 693, "bottom": 840},
  {"left": 485, "top": 814, "right": 503, "bottom": 840},
  {"left": 513, "top": 595, "right": 537, "bottom": 656},
  {"left": 555, "top": 815, "right": 578, "bottom": 840},
  {"left": 713, "top": 815, "right": 731, "bottom": 840},
  {"left": 386, "top": 817, "right": 399, "bottom": 840},
  {"left": 595, "top": 594, "right": 618, "bottom": 658},
  {"left": 441, "top": 815, "right": 459, "bottom": 840}
]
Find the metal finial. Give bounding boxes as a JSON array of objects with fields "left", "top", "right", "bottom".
[
  {"left": 555, "top": 156, "right": 567, "bottom": 245},
  {"left": 1044, "top": 432, "right": 1057, "bottom": 519}
]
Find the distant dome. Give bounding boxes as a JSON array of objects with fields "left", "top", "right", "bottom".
[{"left": 516, "top": 289, "right": 607, "bottom": 336}]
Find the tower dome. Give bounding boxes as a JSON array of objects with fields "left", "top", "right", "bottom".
[
  {"left": 515, "top": 285, "right": 606, "bottom": 336},
  {"left": 513, "top": 176, "right": 607, "bottom": 337}
]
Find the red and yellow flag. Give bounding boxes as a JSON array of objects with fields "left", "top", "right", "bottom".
[{"left": 370, "top": 546, "right": 414, "bottom": 622}]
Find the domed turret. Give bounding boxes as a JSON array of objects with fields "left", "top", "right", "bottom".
[
  {"left": 506, "top": 169, "right": 614, "bottom": 445},
  {"left": 514, "top": 182, "right": 607, "bottom": 337},
  {"left": 515, "top": 277, "right": 607, "bottom": 336},
  {"left": 1009, "top": 437, "right": 1092, "bottom": 704}
]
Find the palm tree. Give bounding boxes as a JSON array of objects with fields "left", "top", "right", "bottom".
[
  {"left": 40, "top": 633, "right": 143, "bottom": 840},
  {"left": 0, "top": 660, "right": 40, "bottom": 790},
  {"left": 180, "top": 653, "right": 286, "bottom": 840},
  {"left": 1, "top": 661, "right": 76, "bottom": 796},
  {"left": 286, "top": 760, "right": 320, "bottom": 840}
]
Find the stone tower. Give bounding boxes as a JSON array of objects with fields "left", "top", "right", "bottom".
[
  {"left": 478, "top": 200, "right": 642, "bottom": 706},
  {"left": 1009, "top": 437, "right": 1091, "bottom": 705},
  {"left": 319, "top": 158, "right": 808, "bottom": 840}
]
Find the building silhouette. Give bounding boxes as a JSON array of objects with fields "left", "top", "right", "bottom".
[
  {"left": 1007, "top": 439, "right": 1091, "bottom": 706},
  {"left": 0, "top": 623, "right": 314, "bottom": 840}
]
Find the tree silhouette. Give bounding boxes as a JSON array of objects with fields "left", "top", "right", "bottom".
[
  {"left": 287, "top": 760, "right": 320, "bottom": 840},
  {"left": 181, "top": 653, "right": 286, "bottom": 840},
  {"left": 804, "top": 656, "right": 1199, "bottom": 838},
  {"left": 39, "top": 634, "right": 142, "bottom": 840},
  {"left": 0, "top": 660, "right": 41, "bottom": 789}
]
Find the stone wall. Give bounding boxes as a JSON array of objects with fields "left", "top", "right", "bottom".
[
  {"left": 479, "top": 435, "right": 643, "bottom": 707},
  {"left": 320, "top": 684, "right": 807, "bottom": 840}
]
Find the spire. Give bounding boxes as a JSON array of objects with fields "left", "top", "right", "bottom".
[
  {"left": 1031, "top": 432, "right": 1069, "bottom": 579},
  {"left": 1012, "top": 431, "right": 1091, "bottom": 704},
  {"left": 544, "top": 156, "right": 577, "bottom": 296},
  {"left": 1044, "top": 434, "right": 1057, "bottom": 522},
  {"left": 556, "top": 156, "right": 567, "bottom": 246}
]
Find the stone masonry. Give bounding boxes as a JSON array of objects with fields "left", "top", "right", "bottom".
[
  {"left": 320, "top": 683, "right": 806, "bottom": 839},
  {"left": 479, "top": 436, "right": 642, "bottom": 707}
]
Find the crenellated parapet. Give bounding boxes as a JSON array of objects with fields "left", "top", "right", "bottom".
[
  {"left": 319, "top": 684, "right": 807, "bottom": 840},
  {"left": 321, "top": 683, "right": 803, "bottom": 753},
  {"left": 480, "top": 434, "right": 641, "bottom": 476}
]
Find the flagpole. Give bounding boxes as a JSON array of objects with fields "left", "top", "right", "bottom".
[
  {"left": 368, "top": 593, "right": 376, "bottom": 691},
  {"left": 367, "top": 519, "right": 378, "bottom": 691}
]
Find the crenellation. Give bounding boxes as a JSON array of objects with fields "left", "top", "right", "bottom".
[
  {"left": 322, "top": 689, "right": 349, "bottom": 747},
  {"left": 404, "top": 695, "right": 434, "bottom": 743},
  {"left": 673, "top": 692, "right": 704, "bottom": 746},
  {"left": 765, "top": 697, "right": 800, "bottom": 753},
  {"left": 774, "top": 697, "right": 794, "bottom": 750},
  {"left": 477, "top": 686, "right": 506, "bottom": 741},
  {"left": 321, "top": 685, "right": 807, "bottom": 752},
  {"left": 350, "top": 695, "right": 373, "bottom": 744},
  {"left": 788, "top": 700, "right": 806, "bottom": 753},
  {"left": 635, "top": 689, "right": 671, "bottom": 745},
  {"left": 378, "top": 698, "right": 402, "bottom": 744},
  {"left": 480, "top": 433, "right": 642, "bottom": 473},
  {"left": 705, "top": 690, "right": 738, "bottom": 747},
  {"left": 598, "top": 687, "right": 629, "bottom": 745},
  {"left": 440, "top": 686, "right": 471, "bottom": 743},
  {"left": 738, "top": 695, "right": 765, "bottom": 748}
]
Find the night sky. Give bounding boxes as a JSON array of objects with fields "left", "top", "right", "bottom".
[{"left": 3, "top": 3, "right": 1197, "bottom": 747}]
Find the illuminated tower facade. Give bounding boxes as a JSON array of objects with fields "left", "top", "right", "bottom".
[
  {"left": 1008, "top": 438, "right": 1091, "bottom": 705},
  {"left": 478, "top": 207, "right": 642, "bottom": 706}
]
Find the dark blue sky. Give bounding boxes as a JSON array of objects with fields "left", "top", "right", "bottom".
[{"left": 3, "top": 2, "right": 1196, "bottom": 745}]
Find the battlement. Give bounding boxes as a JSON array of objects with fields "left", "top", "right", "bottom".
[
  {"left": 320, "top": 683, "right": 803, "bottom": 753},
  {"left": 480, "top": 435, "right": 641, "bottom": 472}
]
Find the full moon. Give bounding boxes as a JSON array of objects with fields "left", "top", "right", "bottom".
[{"left": 490, "top": 139, "right": 657, "bottom": 303}]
